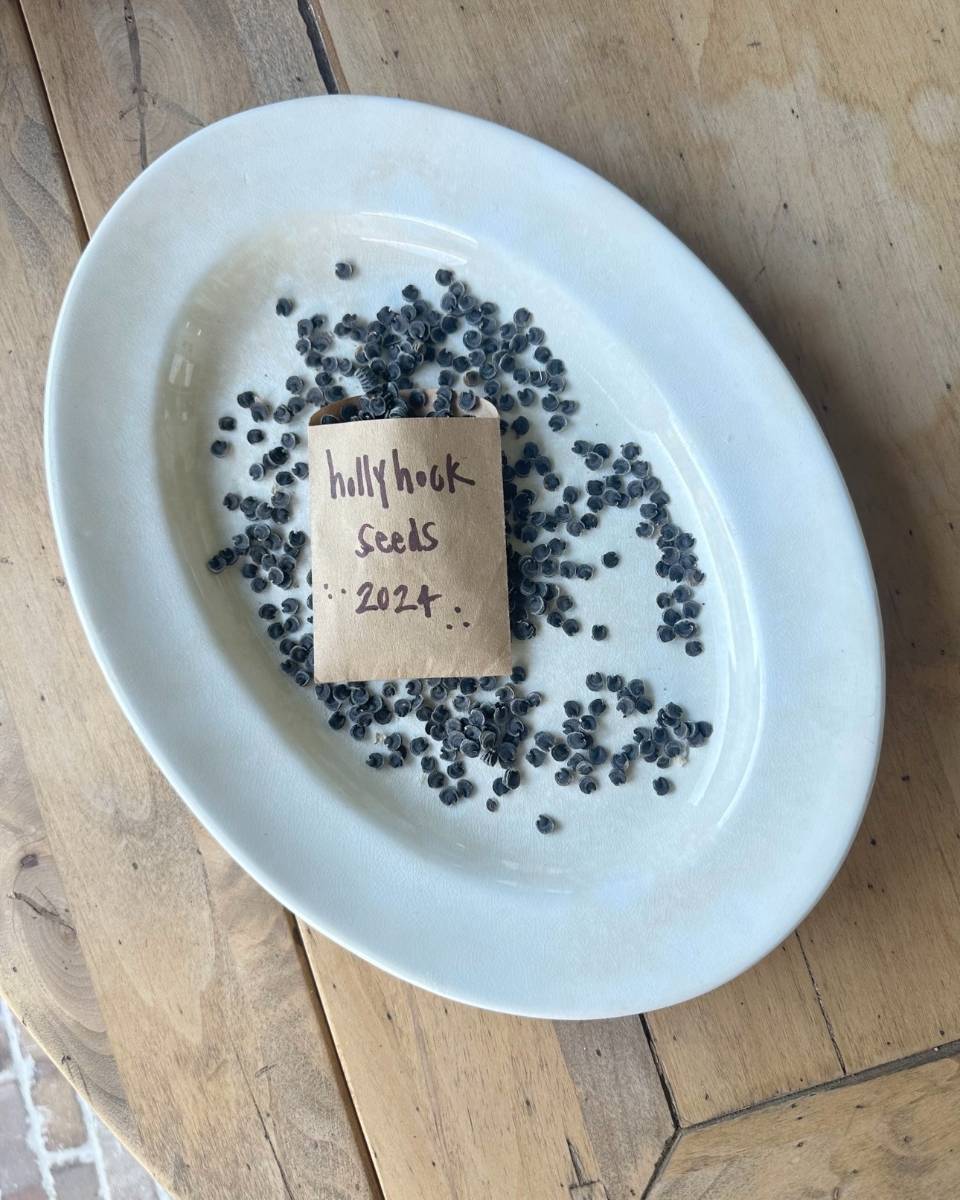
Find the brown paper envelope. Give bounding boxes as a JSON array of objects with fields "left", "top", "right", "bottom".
[{"left": 308, "top": 396, "right": 511, "bottom": 682}]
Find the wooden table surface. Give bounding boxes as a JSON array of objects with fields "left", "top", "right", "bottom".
[{"left": 1, "top": 2, "right": 958, "bottom": 1197}]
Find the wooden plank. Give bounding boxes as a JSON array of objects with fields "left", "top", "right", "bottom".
[
  {"left": 647, "top": 939, "right": 842, "bottom": 1125},
  {"left": 799, "top": 676, "right": 960, "bottom": 1071},
  {"left": 20, "top": 0, "right": 322, "bottom": 229},
  {"left": 303, "top": 933, "right": 673, "bottom": 1200},
  {"left": 0, "top": 6, "right": 377, "bottom": 1197},
  {"left": 314, "top": 0, "right": 960, "bottom": 1095},
  {"left": 648, "top": 1052, "right": 960, "bottom": 1200},
  {"left": 0, "top": 683, "right": 141, "bottom": 1152}
]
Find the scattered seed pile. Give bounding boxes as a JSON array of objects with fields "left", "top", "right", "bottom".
[{"left": 205, "top": 266, "right": 713, "bottom": 831}]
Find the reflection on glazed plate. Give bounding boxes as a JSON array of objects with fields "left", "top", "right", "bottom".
[{"left": 45, "top": 97, "right": 883, "bottom": 1018}]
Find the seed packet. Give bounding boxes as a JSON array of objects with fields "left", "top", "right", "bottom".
[{"left": 308, "top": 396, "right": 511, "bottom": 682}]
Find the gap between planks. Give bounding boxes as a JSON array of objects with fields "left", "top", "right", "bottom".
[
  {"left": 795, "top": 932, "right": 848, "bottom": 1075},
  {"left": 684, "top": 1036, "right": 960, "bottom": 1134},
  {"left": 284, "top": 915, "right": 386, "bottom": 1199},
  {"left": 13, "top": 2, "right": 88, "bottom": 248},
  {"left": 298, "top": 0, "right": 343, "bottom": 92},
  {"left": 640, "top": 1015, "right": 682, "bottom": 1127}
]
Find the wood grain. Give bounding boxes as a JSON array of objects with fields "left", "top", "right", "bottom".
[
  {"left": 0, "top": 5, "right": 376, "bottom": 1197},
  {"left": 314, "top": 0, "right": 960, "bottom": 1101},
  {"left": 303, "top": 933, "right": 673, "bottom": 1200},
  {"left": 648, "top": 1052, "right": 960, "bottom": 1200},
  {"left": 0, "top": 682, "right": 140, "bottom": 1151},
  {"left": 799, "top": 676, "right": 960, "bottom": 1073},
  {"left": 20, "top": 0, "right": 322, "bottom": 229}
]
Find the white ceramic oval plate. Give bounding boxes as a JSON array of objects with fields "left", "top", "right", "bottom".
[{"left": 46, "top": 97, "right": 883, "bottom": 1018}]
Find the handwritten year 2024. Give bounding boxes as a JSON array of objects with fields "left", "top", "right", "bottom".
[{"left": 355, "top": 581, "right": 442, "bottom": 618}]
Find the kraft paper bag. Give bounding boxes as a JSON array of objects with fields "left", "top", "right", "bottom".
[{"left": 308, "top": 396, "right": 511, "bottom": 682}]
